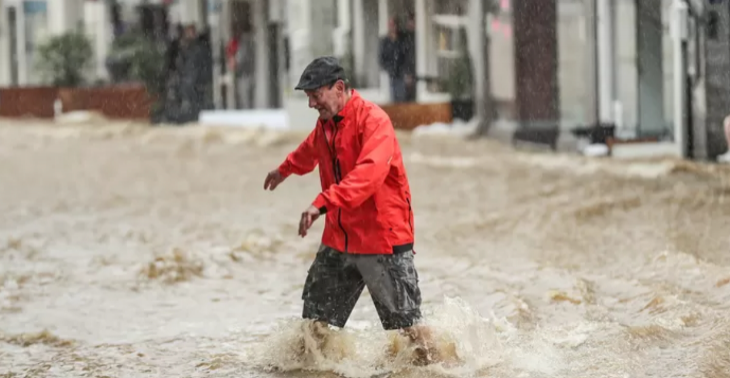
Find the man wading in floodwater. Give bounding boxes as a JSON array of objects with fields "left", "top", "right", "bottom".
[{"left": 263, "top": 56, "right": 435, "bottom": 364}]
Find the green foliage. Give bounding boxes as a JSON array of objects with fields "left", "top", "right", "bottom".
[
  {"left": 107, "top": 31, "right": 167, "bottom": 96},
  {"left": 445, "top": 27, "right": 475, "bottom": 100},
  {"left": 36, "top": 31, "right": 93, "bottom": 87}
]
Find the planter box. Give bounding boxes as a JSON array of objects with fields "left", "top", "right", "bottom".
[
  {"left": 379, "top": 102, "right": 452, "bottom": 130},
  {"left": 59, "top": 85, "right": 154, "bottom": 120},
  {"left": 0, "top": 87, "right": 59, "bottom": 118},
  {"left": 0, "top": 85, "right": 154, "bottom": 120}
]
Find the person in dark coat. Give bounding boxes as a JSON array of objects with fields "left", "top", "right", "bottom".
[
  {"left": 175, "top": 24, "right": 207, "bottom": 123},
  {"left": 401, "top": 14, "right": 417, "bottom": 102},
  {"left": 379, "top": 18, "right": 408, "bottom": 103}
]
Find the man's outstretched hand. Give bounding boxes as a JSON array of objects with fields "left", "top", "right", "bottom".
[
  {"left": 299, "top": 205, "right": 321, "bottom": 237},
  {"left": 264, "top": 169, "right": 286, "bottom": 191}
]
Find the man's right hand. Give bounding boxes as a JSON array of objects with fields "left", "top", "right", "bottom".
[{"left": 263, "top": 169, "right": 286, "bottom": 191}]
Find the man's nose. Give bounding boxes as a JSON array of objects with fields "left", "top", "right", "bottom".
[{"left": 308, "top": 98, "right": 317, "bottom": 108}]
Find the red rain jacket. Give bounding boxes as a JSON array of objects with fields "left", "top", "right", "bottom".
[{"left": 278, "top": 90, "right": 415, "bottom": 255}]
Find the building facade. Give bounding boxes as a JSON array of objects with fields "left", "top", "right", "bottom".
[
  {"left": 1, "top": 0, "right": 727, "bottom": 160},
  {"left": 0, "top": 0, "right": 113, "bottom": 87}
]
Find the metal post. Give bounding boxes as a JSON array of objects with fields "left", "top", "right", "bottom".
[{"left": 672, "top": 0, "right": 689, "bottom": 158}]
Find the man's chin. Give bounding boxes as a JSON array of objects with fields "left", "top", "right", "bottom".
[{"left": 317, "top": 111, "right": 331, "bottom": 120}]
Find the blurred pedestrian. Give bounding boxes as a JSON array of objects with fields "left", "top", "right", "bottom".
[
  {"left": 401, "top": 14, "right": 417, "bottom": 102},
  {"left": 234, "top": 27, "right": 255, "bottom": 109},
  {"left": 379, "top": 17, "right": 408, "bottom": 103},
  {"left": 175, "top": 24, "right": 206, "bottom": 123}
]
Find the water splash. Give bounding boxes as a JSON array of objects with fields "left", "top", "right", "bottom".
[{"left": 246, "top": 297, "right": 504, "bottom": 378}]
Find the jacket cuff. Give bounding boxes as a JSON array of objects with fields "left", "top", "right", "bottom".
[
  {"left": 312, "top": 194, "right": 329, "bottom": 213},
  {"left": 277, "top": 161, "right": 292, "bottom": 178}
]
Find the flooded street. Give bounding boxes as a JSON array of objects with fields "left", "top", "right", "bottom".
[{"left": 1, "top": 118, "right": 730, "bottom": 378}]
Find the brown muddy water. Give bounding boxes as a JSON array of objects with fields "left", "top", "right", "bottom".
[{"left": 1, "top": 118, "right": 730, "bottom": 378}]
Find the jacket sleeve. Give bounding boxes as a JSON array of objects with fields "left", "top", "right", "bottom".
[
  {"left": 277, "top": 128, "right": 318, "bottom": 178},
  {"left": 311, "top": 113, "right": 394, "bottom": 212}
]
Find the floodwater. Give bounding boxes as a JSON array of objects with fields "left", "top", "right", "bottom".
[{"left": 1, "top": 117, "right": 730, "bottom": 378}]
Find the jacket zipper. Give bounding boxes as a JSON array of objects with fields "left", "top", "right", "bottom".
[
  {"left": 406, "top": 197, "right": 413, "bottom": 232},
  {"left": 321, "top": 121, "right": 349, "bottom": 252}
]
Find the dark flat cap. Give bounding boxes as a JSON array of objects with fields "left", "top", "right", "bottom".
[{"left": 295, "top": 56, "right": 347, "bottom": 91}]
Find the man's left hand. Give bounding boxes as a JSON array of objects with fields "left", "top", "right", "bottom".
[{"left": 299, "top": 205, "right": 321, "bottom": 237}]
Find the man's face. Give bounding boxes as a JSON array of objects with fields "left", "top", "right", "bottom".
[{"left": 305, "top": 81, "right": 344, "bottom": 120}]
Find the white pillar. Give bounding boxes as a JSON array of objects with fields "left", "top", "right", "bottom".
[
  {"left": 311, "top": 0, "right": 336, "bottom": 57},
  {"left": 596, "top": 0, "right": 614, "bottom": 123},
  {"left": 671, "top": 0, "right": 689, "bottom": 157},
  {"left": 467, "top": 0, "right": 484, "bottom": 112},
  {"left": 378, "top": 0, "right": 390, "bottom": 101},
  {"left": 415, "top": 0, "right": 427, "bottom": 100},
  {"left": 286, "top": 0, "right": 312, "bottom": 87},
  {"left": 179, "top": 0, "right": 204, "bottom": 29},
  {"left": 168, "top": 1, "right": 182, "bottom": 25},
  {"left": 16, "top": 1, "right": 28, "bottom": 85},
  {"left": 48, "top": 0, "right": 84, "bottom": 35},
  {"left": 253, "top": 0, "right": 270, "bottom": 108},
  {"left": 0, "top": 0, "right": 9, "bottom": 87},
  {"left": 333, "top": 0, "right": 351, "bottom": 57},
  {"left": 613, "top": 0, "right": 636, "bottom": 133},
  {"left": 84, "top": 1, "right": 112, "bottom": 81},
  {"left": 583, "top": 0, "right": 598, "bottom": 125},
  {"left": 339, "top": 0, "right": 351, "bottom": 34},
  {"left": 352, "top": 0, "right": 366, "bottom": 85},
  {"left": 286, "top": 0, "right": 336, "bottom": 83}
]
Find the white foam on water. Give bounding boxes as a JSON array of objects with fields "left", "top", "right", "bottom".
[
  {"left": 407, "top": 152, "right": 482, "bottom": 169},
  {"left": 245, "top": 297, "right": 505, "bottom": 378},
  {"left": 411, "top": 119, "right": 479, "bottom": 139}
]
